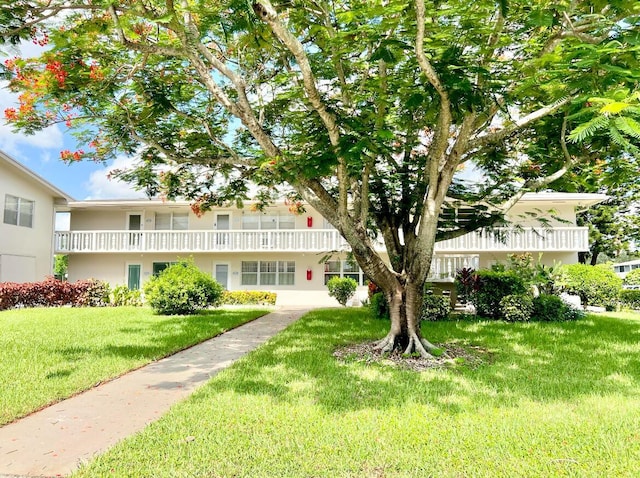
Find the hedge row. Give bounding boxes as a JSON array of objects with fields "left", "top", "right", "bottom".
[
  {"left": 221, "top": 290, "right": 277, "bottom": 305},
  {"left": 0, "top": 278, "right": 109, "bottom": 311}
]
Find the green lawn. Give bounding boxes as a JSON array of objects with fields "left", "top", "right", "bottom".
[
  {"left": 0, "top": 306, "right": 269, "bottom": 425},
  {"left": 72, "top": 309, "right": 640, "bottom": 477}
]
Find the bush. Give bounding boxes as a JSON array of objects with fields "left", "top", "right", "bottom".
[
  {"left": 420, "top": 293, "right": 451, "bottom": 321},
  {"left": 111, "top": 285, "right": 143, "bottom": 307},
  {"left": 327, "top": 277, "right": 358, "bottom": 306},
  {"left": 0, "top": 277, "right": 110, "bottom": 310},
  {"left": 470, "top": 270, "right": 527, "bottom": 319},
  {"left": 530, "top": 293, "right": 584, "bottom": 321},
  {"left": 561, "top": 263, "right": 622, "bottom": 310},
  {"left": 454, "top": 267, "right": 476, "bottom": 304},
  {"left": 623, "top": 268, "right": 640, "bottom": 286},
  {"left": 620, "top": 289, "right": 640, "bottom": 310},
  {"left": 369, "top": 292, "right": 389, "bottom": 319},
  {"left": 221, "top": 290, "right": 277, "bottom": 305},
  {"left": 143, "top": 260, "right": 223, "bottom": 315},
  {"left": 75, "top": 279, "right": 111, "bottom": 307},
  {"left": 499, "top": 294, "right": 533, "bottom": 322}
]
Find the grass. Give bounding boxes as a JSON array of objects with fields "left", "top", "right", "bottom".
[
  {"left": 0, "top": 306, "right": 269, "bottom": 426},
  {"left": 72, "top": 309, "right": 640, "bottom": 477}
]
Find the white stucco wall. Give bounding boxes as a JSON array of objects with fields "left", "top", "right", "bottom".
[{"left": 0, "top": 160, "right": 59, "bottom": 282}]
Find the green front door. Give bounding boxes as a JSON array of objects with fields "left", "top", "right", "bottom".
[{"left": 127, "top": 264, "right": 141, "bottom": 290}]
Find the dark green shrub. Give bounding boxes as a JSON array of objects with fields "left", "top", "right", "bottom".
[
  {"left": 221, "top": 290, "right": 277, "bottom": 305},
  {"left": 531, "top": 294, "right": 566, "bottom": 321},
  {"left": 111, "top": 285, "right": 143, "bottom": 307},
  {"left": 420, "top": 293, "right": 451, "bottom": 321},
  {"left": 499, "top": 293, "right": 533, "bottom": 322},
  {"left": 143, "top": 260, "right": 223, "bottom": 315},
  {"left": 327, "top": 277, "right": 358, "bottom": 306},
  {"left": 470, "top": 270, "right": 527, "bottom": 319},
  {"left": 561, "top": 264, "right": 622, "bottom": 310},
  {"left": 369, "top": 292, "right": 389, "bottom": 320},
  {"left": 530, "top": 293, "right": 583, "bottom": 321},
  {"left": 623, "top": 269, "right": 640, "bottom": 286},
  {"left": 620, "top": 289, "right": 640, "bottom": 310}
]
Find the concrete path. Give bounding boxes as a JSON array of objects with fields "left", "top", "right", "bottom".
[{"left": 0, "top": 308, "right": 308, "bottom": 477}]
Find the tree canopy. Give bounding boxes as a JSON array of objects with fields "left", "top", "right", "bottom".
[{"left": 3, "top": 0, "right": 640, "bottom": 355}]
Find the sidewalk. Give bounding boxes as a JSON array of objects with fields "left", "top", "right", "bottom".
[{"left": 0, "top": 308, "right": 308, "bottom": 477}]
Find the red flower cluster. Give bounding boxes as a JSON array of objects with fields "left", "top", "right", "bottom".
[
  {"left": 45, "top": 60, "right": 68, "bottom": 87},
  {"left": 60, "top": 149, "right": 85, "bottom": 161}
]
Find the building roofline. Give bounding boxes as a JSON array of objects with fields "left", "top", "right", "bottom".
[
  {"left": 1, "top": 150, "right": 74, "bottom": 202},
  {"left": 66, "top": 192, "right": 609, "bottom": 210}
]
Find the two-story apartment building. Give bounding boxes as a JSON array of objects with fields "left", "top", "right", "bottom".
[
  {"left": 55, "top": 192, "right": 606, "bottom": 306},
  {"left": 1, "top": 151, "right": 72, "bottom": 283}
]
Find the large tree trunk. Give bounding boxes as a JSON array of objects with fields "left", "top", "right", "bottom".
[{"left": 373, "top": 278, "right": 442, "bottom": 358}]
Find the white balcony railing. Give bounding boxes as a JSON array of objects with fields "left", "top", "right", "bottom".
[
  {"left": 427, "top": 255, "right": 479, "bottom": 282},
  {"left": 54, "top": 229, "right": 351, "bottom": 254},
  {"left": 53, "top": 226, "right": 589, "bottom": 254},
  {"left": 435, "top": 226, "right": 589, "bottom": 252}
]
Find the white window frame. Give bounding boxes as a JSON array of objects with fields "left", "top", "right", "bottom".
[
  {"left": 3, "top": 194, "right": 34, "bottom": 228},
  {"left": 241, "top": 260, "right": 296, "bottom": 286},
  {"left": 155, "top": 212, "right": 188, "bottom": 230},
  {"left": 324, "top": 260, "right": 366, "bottom": 286}
]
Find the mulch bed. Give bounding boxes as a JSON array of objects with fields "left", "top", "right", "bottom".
[{"left": 333, "top": 341, "right": 490, "bottom": 372}]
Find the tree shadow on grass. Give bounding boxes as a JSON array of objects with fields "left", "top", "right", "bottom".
[{"left": 193, "top": 309, "right": 640, "bottom": 415}]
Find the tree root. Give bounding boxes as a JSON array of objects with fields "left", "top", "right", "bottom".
[
  {"left": 374, "top": 333, "right": 396, "bottom": 354},
  {"left": 375, "top": 332, "right": 438, "bottom": 359}
]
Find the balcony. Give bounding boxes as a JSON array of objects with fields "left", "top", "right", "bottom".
[
  {"left": 54, "top": 229, "right": 351, "bottom": 254},
  {"left": 54, "top": 226, "right": 589, "bottom": 254},
  {"left": 435, "top": 226, "right": 589, "bottom": 253}
]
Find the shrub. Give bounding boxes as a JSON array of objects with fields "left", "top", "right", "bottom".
[
  {"left": 499, "top": 294, "right": 533, "bottom": 322},
  {"left": 470, "top": 270, "right": 527, "bottom": 319},
  {"left": 420, "top": 293, "right": 451, "bottom": 321},
  {"left": 620, "top": 289, "right": 640, "bottom": 310},
  {"left": 454, "top": 267, "right": 476, "bottom": 304},
  {"left": 143, "top": 260, "right": 223, "bottom": 315},
  {"left": 0, "top": 278, "right": 110, "bottom": 310},
  {"left": 623, "top": 268, "right": 640, "bottom": 286},
  {"left": 221, "top": 290, "right": 277, "bottom": 305},
  {"left": 561, "top": 263, "right": 622, "bottom": 310},
  {"left": 530, "top": 293, "right": 586, "bottom": 321},
  {"left": 327, "top": 277, "right": 358, "bottom": 306},
  {"left": 369, "top": 292, "right": 389, "bottom": 319},
  {"left": 111, "top": 285, "right": 143, "bottom": 307},
  {"left": 75, "top": 279, "right": 111, "bottom": 307}
]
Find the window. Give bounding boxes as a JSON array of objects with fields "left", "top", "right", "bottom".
[
  {"left": 155, "top": 212, "right": 188, "bottom": 230},
  {"left": 241, "top": 261, "right": 296, "bottom": 286},
  {"left": 241, "top": 213, "right": 296, "bottom": 230},
  {"left": 324, "top": 260, "right": 366, "bottom": 285},
  {"left": 152, "top": 262, "right": 177, "bottom": 276},
  {"left": 3, "top": 194, "right": 34, "bottom": 228}
]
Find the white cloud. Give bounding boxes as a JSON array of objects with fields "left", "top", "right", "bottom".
[{"left": 83, "top": 154, "right": 147, "bottom": 200}]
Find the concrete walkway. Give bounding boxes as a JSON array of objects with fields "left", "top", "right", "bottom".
[{"left": 0, "top": 308, "right": 308, "bottom": 477}]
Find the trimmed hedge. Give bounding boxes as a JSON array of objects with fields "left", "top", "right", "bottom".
[
  {"left": 143, "top": 260, "right": 223, "bottom": 315},
  {"left": 420, "top": 294, "right": 451, "bottom": 321},
  {"left": 327, "top": 277, "right": 358, "bottom": 306},
  {"left": 0, "top": 278, "right": 109, "bottom": 311},
  {"left": 500, "top": 293, "right": 534, "bottom": 322},
  {"left": 470, "top": 270, "right": 528, "bottom": 319},
  {"left": 221, "top": 290, "right": 277, "bottom": 305},
  {"left": 623, "top": 268, "right": 640, "bottom": 286},
  {"left": 561, "top": 264, "right": 622, "bottom": 311},
  {"left": 620, "top": 289, "right": 640, "bottom": 310}
]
